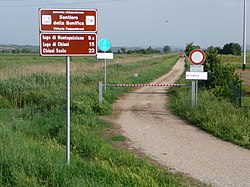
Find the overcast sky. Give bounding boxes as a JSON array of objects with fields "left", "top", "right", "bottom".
[{"left": 0, "top": 0, "right": 249, "bottom": 48}]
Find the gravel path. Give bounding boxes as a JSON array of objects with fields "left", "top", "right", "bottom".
[{"left": 111, "top": 58, "right": 250, "bottom": 187}]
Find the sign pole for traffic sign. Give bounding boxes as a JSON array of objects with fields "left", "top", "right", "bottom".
[
  {"left": 191, "top": 80, "right": 199, "bottom": 107},
  {"left": 192, "top": 81, "right": 196, "bottom": 107},
  {"left": 98, "top": 38, "right": 111, "bottom": 92},
  {"left": 104, "top": 52, "right": 107, "bottom": 92},
  {"left": 195, "top": 80, "right": 198, "bottom": 106},
  {"left": 66, "top": 56, "right": 70, "bottom": 166},
  {"left": 39, "top": 8, "right": 98, "bottom": 165},
  {"left": 98, "top": 82, "right": 103, "bottom": 104},
  {"left": 188, "top": 49, "right": 207, "bottom": 107}
]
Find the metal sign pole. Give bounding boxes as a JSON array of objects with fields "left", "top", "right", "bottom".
[
  {"left": 104, "top": 58, "right": 107, "bottom": 92},
  {"left": 99, "top": 82, "right": 103, "bottom": 104},
  {"left": 195, "top": 80, "right": 198, "bottom": 106},
  {"left": 98, "top": 39, "right": 111, "bottom": 92},
  {"left": 192, "top": 81, "right": 196, "bottom": 107},
  {"left": 243, "top": 0, "right": 247, "bottom": 70},
  {"left": 66, "top": 56, "right": 71, "bottom": 166}
]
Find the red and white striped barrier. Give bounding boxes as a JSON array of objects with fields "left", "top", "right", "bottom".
[{"left": 107, "top": 83, "right": 188, "bottom": 87}]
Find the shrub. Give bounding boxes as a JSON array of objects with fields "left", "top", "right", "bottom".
[{"left": 202, "top": 47, "right": 241, "bottom": 102}]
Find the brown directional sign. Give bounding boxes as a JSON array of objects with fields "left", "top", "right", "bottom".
[
  {"left": 39, "top": 9, "right": 97, "bottom": 32},
  {"left": 40, "top": 33, "right": 97, "bottom": 56}
]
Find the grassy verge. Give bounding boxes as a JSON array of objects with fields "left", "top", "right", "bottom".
[
  {"left": 169, "top": 75, "right": 250, "bottom": 149},
  {"left": 0, "top": 53, "right": 204, "bottom": 186}
]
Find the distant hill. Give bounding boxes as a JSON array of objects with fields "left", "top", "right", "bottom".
[
  {"left": 0, "top": 44, "right": 38, "bottom": 52},
  {"left": 0, "top": 44, "right": 15, "bottom": 50}
]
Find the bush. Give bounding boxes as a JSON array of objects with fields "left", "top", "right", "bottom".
[{"left": 202, "top": 47, "right": 241, "bottom": 102}]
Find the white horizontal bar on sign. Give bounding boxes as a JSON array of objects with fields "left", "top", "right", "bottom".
[
  {"left": 186, "top": 72, "right": 208, "bottom": 80},
  {"left": 97, "top": 53, "right": 113, "bottom": 59}
]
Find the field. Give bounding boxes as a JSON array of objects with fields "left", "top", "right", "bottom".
[
  {"left": 170, "top": 53, "right": 250, "bottom": 149},
  {"left": 0, "top": 53, "right": 204, "bottom": 186}
]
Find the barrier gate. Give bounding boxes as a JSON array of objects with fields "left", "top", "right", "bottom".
[{"left": 98, "top": 82, "right": 191, "bottom": 104}]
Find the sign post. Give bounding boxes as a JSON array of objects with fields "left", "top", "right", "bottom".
[
  {"left": 66, "top": 56, "right": 70, "bottom": 165},
  {"left": 39, "top": 8, "right": 97, "bottom": 165},
  {"left": 243, "top": 0, "right": 247, "bottom": 71},
  {"left": 98, "top": 38, "right": 111, "bottom": 92},
  {"left": 187, "top": 49, "right": 206, "bottom": 107}
]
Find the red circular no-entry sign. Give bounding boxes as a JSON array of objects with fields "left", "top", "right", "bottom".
[{"left": 189, "top": 49, "right": 206, "bottom": 65}]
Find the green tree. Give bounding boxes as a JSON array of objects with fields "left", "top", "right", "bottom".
[
  {"left": 21, "top": 48, "right": 32, "bottom": 53},
  {"left": 121, "top": 47, "right": 126, "bottom": 54},
  {"left": 163, "top": 45, "right": 171, "bottom": 53},
  {"left": 184, "top": 42, "right": 200, "bottom": 56},
  {"left": 202, "top": 47, "right": 241, "bottom": 101},
  {"left": 12, "top": 49, "right": 20, "bottom": 53},
  {"left": 146, "top": 46, "right": 153, "bottom": 54},
  {"left": 206, "top": 46, "right": 222, "bottom": 54},
  {"left": 221, "top": 42, "right": 241, "bottom": 56}
]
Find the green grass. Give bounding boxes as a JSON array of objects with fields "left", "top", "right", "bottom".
[
  {"left": 169, "top": 75, "right": 250, "bottom": 149},
  {"left": 0, "top": 53, "right": 203, "bottom": 186},
  {"left": 221, "top": 53, "right": 250, "bottom": 69},
  {"left": 242, "top": 96, "right": 250, "bottom": 107},
  {"left": 110, "top": 135, "right": 126, "bottom": 142}
]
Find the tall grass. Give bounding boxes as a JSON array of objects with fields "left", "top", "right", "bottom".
[{"left": 0, "top": 54, "right": 203, "bottom": 186}]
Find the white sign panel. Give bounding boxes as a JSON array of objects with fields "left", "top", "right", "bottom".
[
  {"left": 190, "top": 65, "right": 204, "bottom": 72},
  {"left": 186, "top": 72, "right": 208, "bottom": 80},
  {"left": 97, "top": 53, "right": 113, "bottom": 59}
]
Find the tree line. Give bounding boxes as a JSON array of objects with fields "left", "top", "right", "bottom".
[
  {"left": 113, "top": 45, "right": 172, "bottom": 54},
  {"left": 0, "top": 48, "right": 38, "bottom": 54},
  {"left": 185, "top": 42, "right": 242, "bottom": 56}
]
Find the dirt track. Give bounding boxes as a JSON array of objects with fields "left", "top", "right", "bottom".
[{"left": 110, "top": 58, "right": 250, "bottom": 186}]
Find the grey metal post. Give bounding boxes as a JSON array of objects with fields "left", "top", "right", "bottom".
[
  {"left": 192, "top": 81, "right": 196, "bottom": 107},
  {"left": 243, "top": 0, "right": 247, "bottom": 70},
  {"left": 104, "top": 59, "right": 107, "bottom": 92},
  {"left": 66, "top": 56, "right": 70, "bottom": 166},
  {"left": 195, "top": 80, "right": 198, "bottom": 106},
  {"left": 99, "top": 82, "right": 103, "bottom": 104}
]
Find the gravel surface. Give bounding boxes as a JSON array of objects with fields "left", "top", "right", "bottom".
[{"left": 110, "top": 58, "right": 250, "bottom": 187}]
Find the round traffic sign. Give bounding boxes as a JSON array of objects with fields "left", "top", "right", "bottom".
[
  {"left": 98, "top": 38, "right": 111, "bottom": 52},
  {"left": 189, "top": 49, "right": 206, "bottom": 65}
]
